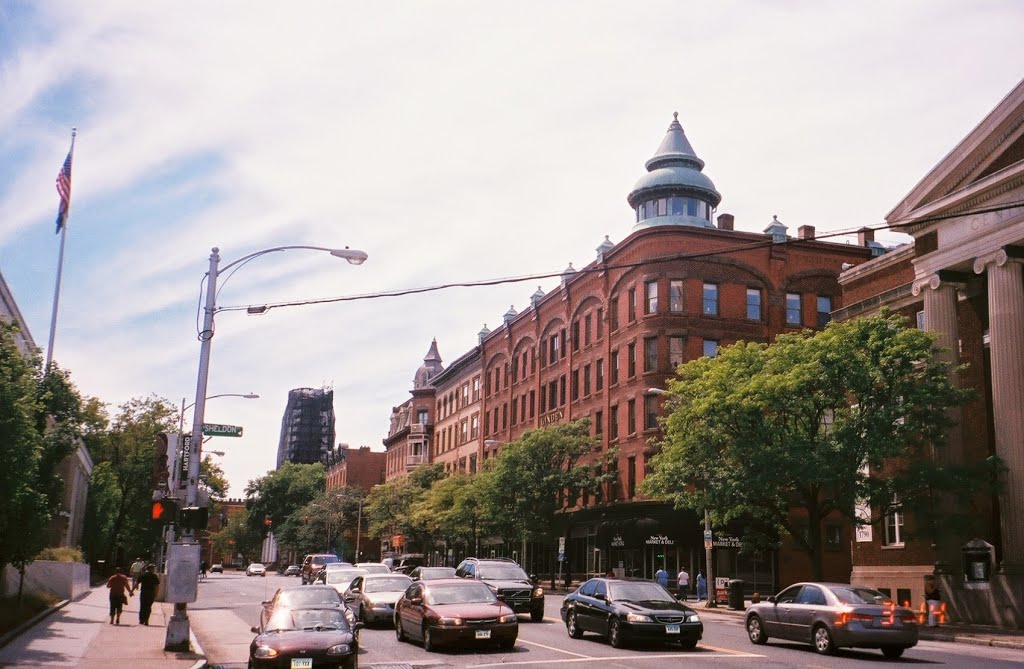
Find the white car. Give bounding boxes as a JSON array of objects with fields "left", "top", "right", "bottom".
[
  {"left": 356, "top": 562, "right": 392, "bottom": 574},
  {"left": 323, "top": 567, "right": 369, "bottom": 595},
  {"left": 246, "top": 562, "right": 267, "bottom": 577}
]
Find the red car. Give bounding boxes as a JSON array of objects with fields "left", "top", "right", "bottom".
[{"left": 395, "top": 578, "right": 518, "bottom": 651}]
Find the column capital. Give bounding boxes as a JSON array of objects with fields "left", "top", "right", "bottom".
[
  {"left": 974, "top": 246, "right": 1024, "bottom": 274},
  {"left": 912, "top": 272, "right": 965, "bottom": 296}
]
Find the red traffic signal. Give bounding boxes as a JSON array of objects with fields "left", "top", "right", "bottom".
[
  {"left": 264, "top": 516, "right": 272, "bottom": 527},
  {"left": 151, "top": 499, "right": 179, "bottom": 522}
]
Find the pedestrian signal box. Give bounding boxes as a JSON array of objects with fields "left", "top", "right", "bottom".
[
  {"left": 152, "top": 499, "right": 179, "bottom": 522},
  {"left": 179, "top": 506, "right": 209, "bottom": 530}
]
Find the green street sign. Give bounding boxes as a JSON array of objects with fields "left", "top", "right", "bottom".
[{"left": 202, "top": 423, "right": 244, "bottom": 437}]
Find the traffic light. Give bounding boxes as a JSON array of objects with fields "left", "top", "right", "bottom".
[
  {"left": 151, "top": 498, "right": 179, "bottom": 523},
  {"left": 179, "top": 506, "right": 209, "bottom": 530}
]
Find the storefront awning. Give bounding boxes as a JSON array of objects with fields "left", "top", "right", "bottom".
[{"left": 597, "top": 517, "right": 681, "bottom": 548}]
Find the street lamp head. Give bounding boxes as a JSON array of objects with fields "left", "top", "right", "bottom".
[
  {"left": 647, "top": 387, "right": 668, "bottom": 395},
  {"left": 484, "top": 439, "right": 502, "bottom": 447},
  {"left": 330, "top": 247, "right": 368, "bottom": 265},
  {"left": 242, "top": 393, "right": 260, "bottom": 399},
  {"left": 208, "top": 450, "right": 226, "bottom": 457}
]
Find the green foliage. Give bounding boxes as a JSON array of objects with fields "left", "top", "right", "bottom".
[
  {"left": 486, "top": 420, "right": 608, "bottom": 544},
  {"left": 35, "top": 546, "right": 84, "bottom": 562},
  {"left": 364, "top": 463, "right": 444, "bottom": 551},
  {"left": 244, "top": 463, "right": 326, "bottom": 553},
  {"left": 200, "top": 456, "right": 229, "bottom": 501},
  {"left": 79, "top": 395, "right": 178, "bottom": 566},
  {"left": 410, "top": 472, "right": 495, "bottom": 554},
  {"left": 0, "top": 322, "right": 88, "bottom": 578},
  {"left": 641, "top": 313, "right": 989, "bottom": 578},
  {"left": 208, "top": 507, "right": 261, "bottom": 564}
]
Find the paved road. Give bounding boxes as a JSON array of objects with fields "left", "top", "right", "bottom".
[{"left": 193, "top": 571, "right": 1024, "bottom": 668}]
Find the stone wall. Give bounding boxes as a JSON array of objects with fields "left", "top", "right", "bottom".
[{"left": 2, "top": 560, "right": 90, "bottom": 600}]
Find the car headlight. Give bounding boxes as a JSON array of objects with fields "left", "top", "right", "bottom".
[
  {"left": 498, "top": 614, "right": 517, "bottom": 623},
  {"left": 253, "top": 646, "right": 278, "bottom": 658},
  {"left": 626, "top": 613, "right": 653, "bottom": 623},
  {"left": 532, "top": 587, "right": 544, "bottom": 598},
  {"left": 438, "top": 617, "right": 464, "bottom": 626},
  {"left": 326, "top": 644, "right": 351, "bottom": 655},
  {"left": 686, "top": 613, "right": 700, "bottom": 623}
]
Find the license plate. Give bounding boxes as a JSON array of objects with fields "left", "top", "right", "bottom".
[
  {"left": 291, "top": 659, "right": 313, "bottom": 669},
  {"left": 475, "top": 629, "right": 492, "bottom": 639},
  {"left": 665, "top": 624, "right": 681, "bottom": 634}
]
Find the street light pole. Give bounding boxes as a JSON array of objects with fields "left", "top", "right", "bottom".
[{"left": 165, "top": 245, "right": 366, "bottom": 652}]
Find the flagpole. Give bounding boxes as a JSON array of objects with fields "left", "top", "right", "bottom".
[{"left": 45, "top": 128, "right": 76, "bottom": 373}]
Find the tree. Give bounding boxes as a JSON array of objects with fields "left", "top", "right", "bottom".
[
  {"left": 486, "top": 420, "right": 611, "bottom": 573},
  {"left": 200, "top": 456, "right": 229, "bottom": 501},
  {"left": 244, "top": 463, "right": 325, "bottom": 557},
  {"left": 0, "top": 322, "right": 87, "bottom": 597},
  {"left": 364, "top": 463, "right": 444, "bottom": 554},
  {"left": 410, "top": 471, "right": 495, "bottom": 557},
  {"left": 641, "top": 313, "right": 994, "bottom": 579},
  {"left": 80, "top": 395, "right": 178, "bottom": 566},
  {"left": 208, "top": 507, "right": 261, "bottom": 565}
]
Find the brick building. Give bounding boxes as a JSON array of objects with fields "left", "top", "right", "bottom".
[
  {"left": 836, "top": 78, "right": 1024, "bottom": 627},
  {"left": 325, "top": 445, "right": 386, "bottom": 493},
  {"left": 383, "top": 114, "right": 878, "bottom": 591},
  {"left": 382, "top": 341, "right": 442, "bottom": 482}
]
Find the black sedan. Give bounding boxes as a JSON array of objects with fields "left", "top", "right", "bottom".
[
  {"left": 249, "top": 606, "right": 361, "bottom": 669},
  {"left": 560, "top": 577, "right": 703, "bottom": 649}
]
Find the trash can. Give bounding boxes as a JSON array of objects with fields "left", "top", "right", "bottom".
[{"left": 728, "top": 579, "right": 745, "bottom": 610}]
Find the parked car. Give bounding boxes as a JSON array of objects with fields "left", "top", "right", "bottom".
[
  {"left": 395, "top": 578, "right": 518, "bottom": 651},
  {"left": 321, "top": 568, "right": 369, "bottom": 595},
  {"left": 260, "top": 585, "right": 353, "bottom": 630},
  {"left": 246, "top": 563, "right": 267, "bottom": 577},
  {"left": 343, "top": 573, "right": 413, "bottom": 625},
  {"left": 745, "top": 582, "right": 918, "bottom": 658},
  {"left": 355, "top": 562, "right": 392, "bottom": 574},
  {"left": 283, "top": 564, "right": 302, "bottom": 577},
  {"left": 561, "top": 577, "right": 702, "bottom": 649},
  {"left": 455, "top": 557, "right": 544, "bottom": 621},
  {"left": 301, "top": 553, "right": 343, "bottom": 585},
  {"left": 249, "top": 606, "right": 361, "bottom": 669},
  {"left": 410, "top": 566, "right": 457, "bottom": 581},
  {"left": 209, "top": 563, "right": 223, "bottom": 574}
]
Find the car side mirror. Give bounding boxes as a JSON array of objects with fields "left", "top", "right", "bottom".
[
  {"left": 261, "top": 601, "right": 270, "bottom": 606},
  {"left": 595, "top": 593, "right": 606, "bottom": 601},
  {"left": 767, "top": 595, "right": 777, "bottom": 604},
  {"left": 250, "top": 626, "right": 259, "bottom": 634},
  {"left": 353, "top": 622, "right": 364, "bottom": 632},
  {"left": 410, "top": 597, "right": 423, "bottom": 605}
]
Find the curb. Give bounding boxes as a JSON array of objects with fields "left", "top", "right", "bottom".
[
  {"left": 0, "top": 597, "right": 71, "bottom": 649},
  {"left": 919, "top": 632, "right": 1024, "bottom": 650},
  {"left": 188, "top": 626, "right": 208, "bottom": 669}
]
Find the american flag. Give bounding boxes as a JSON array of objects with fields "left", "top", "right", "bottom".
[{"left": 55, "top": 148, "right": 73, "bottom": 233}]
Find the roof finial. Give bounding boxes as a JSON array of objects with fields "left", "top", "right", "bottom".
[{"left": 673, "top": 111, "right": 678, "bottom": 120}]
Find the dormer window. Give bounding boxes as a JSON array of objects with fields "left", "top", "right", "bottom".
[{"left": 637, "top": 196, "right": 710, "bottom": 222}]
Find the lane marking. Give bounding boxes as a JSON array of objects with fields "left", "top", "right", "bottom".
[
  {"left": 516, "top": 638, "right": 592, "bottom": 658},
  {"left": 469, "top": 651, "right": 765, "bottom": 667}
]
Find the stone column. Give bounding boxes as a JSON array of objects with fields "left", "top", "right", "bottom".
[{"left": 974, "top": 249, "right": 1024, "bottom": 570}]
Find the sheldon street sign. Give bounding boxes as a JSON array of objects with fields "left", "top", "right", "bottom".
[{"left": 202, "top": 423, "right": 243, "bottom": 437}]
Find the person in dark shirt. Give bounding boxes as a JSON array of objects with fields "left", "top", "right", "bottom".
[
  {"left": 106, "top": 567, "right": 132, "bottom": 625},
  {"left": 134, "top": 564, "right": 161, "bottom": 625}
]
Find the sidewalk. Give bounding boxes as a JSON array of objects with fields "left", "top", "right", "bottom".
[{"left": 0, "top": 586, "right": 205, "bottom": 668}]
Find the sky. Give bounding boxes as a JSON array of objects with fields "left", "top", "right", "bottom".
[{"left": 1, "top": 1, "right": 1022, "bottom": 497}]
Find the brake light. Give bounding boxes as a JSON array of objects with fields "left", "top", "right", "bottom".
[{"left": 835, "top": 611, "right": 873, "bottom": 626}]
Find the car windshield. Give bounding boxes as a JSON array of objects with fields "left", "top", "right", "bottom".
[
  {"left": 279, "top": 589, "right": 341, "bottom": 607},
  {"left": 316, "top": 556, "right": 341, "bottom": 565},
  {"left": 266, "top": 609, "right": 350, "bottom": 633},
  {"left": 363, "top": 576, "right": 412, "bottom": 593},
  {"left": 324, "top": 562, "right": 355, "bottom": 571},
  {"left": 357, "top": 564, "right": 391, "bottom": 573},
  {"left": 325, "top": 569, "right": 366, "bottom": 585},
  {"left": 426, "top": 583, "right": 497, "bottom": 605},
  {"left": 477, "top": 564, "right": 529, "bottom": 580},
  {"left": 609, "top": 581, "right": 674, "bottom": 603},
  {"left": 250, "top": 564, "right": 264, "bottom": 569},
  {"left": 830, "top": 586, "right": 893, "bottom": 606}
]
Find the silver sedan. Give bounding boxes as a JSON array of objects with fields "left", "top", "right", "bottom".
[
  {"left": 343, "top": 574, "right": 414, "bottom": 625},
  {"left": 745, "top": 582, "right": 918, "bottom": 659}
]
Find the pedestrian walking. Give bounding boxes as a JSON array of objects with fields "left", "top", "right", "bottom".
[
  {"left": 924, "top": 577, "right": 943, "bottom": 627},
  {"left": 135, "top": 564, "right": 160, "bottom": 625},
  {"left": 106, "top": 567, "right": 132, "bottom": 625},
  {"left": 128, "top": 557, "right": 145, "bottom": 589},
  {"left": 200, "top": 560, "right": 208, "bottom": 580},
  {"left": 655, "top": 567, "right": 668, "bottom": 588},
  {"left": 677, "top": 568, "right": 690, "bottom": 600},
  {"left": 696, "top": 571, "right": 708, "bottom": 601}
]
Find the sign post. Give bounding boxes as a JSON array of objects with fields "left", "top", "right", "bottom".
[{"left": 557, "top": 536, "right": 565, "bottom": 589}]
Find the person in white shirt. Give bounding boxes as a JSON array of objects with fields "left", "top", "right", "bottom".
[{"left": 677, "top": 568, "right": 690, "bottom": 600}]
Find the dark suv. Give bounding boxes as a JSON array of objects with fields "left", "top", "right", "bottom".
[
  {"left": 301, "top": 553, "right": 341, "bottom": 585},
  {"left": 455, "top": 557, "right": 544, "bottom": 621}
]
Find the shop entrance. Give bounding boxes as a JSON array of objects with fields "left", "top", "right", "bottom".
[{"left": 648, "top": 544, "right": 679, "bottom": 583}]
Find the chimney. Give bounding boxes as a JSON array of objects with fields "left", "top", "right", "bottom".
[
  {"left": 717, "top": 213, "right": 734, "bottom": 231},
  {"left": 798, "top": 225, "right": 815, "bottom": 240},
  {"left": 858, "top": 227, "right": 875, "bottom": 247}
]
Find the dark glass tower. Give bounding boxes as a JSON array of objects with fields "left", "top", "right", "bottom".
[{"left": 276, "top": 387, "right": 336, "bottom": 468}]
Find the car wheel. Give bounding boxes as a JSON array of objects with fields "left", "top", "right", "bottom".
[
  {"left": 341, "top": 656, "right": 357, "bottom": 669},
  {"left": 566, "top": 610, "right": 583, "bottom": 639},
  {"left": 812, "top": 624, "right": 835, "bottom": 655},
  {"left": 746, "top": 615, "right": 768, "bottom": 644},
  {"left": 423, "top": 625, "right": 437, "bottom": 652},
  {"left": 531, "top": 607, "right": 544, "bottom": 622},
  {"left": 679, "top": 638, "right": 698, "bottom": 650},
  {"left": 608, "top": 618, "right": 625, "bottom": 648},
  {"left": 881, "top": 646, "right": 905, "bottom": 659},
  {"left": 395, "top": 617, "right": 407, "bottom": 642},
  {"left": 357, "top": 605, "right": 366, "bottom": 624}
]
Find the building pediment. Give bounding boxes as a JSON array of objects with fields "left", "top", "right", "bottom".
[{"left": 887, "top": 78, "right": 1024, "bottom": 231}]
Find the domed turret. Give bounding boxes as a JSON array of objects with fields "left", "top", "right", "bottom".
[
  {"left": 413, "top": 339, "right": 443, "bottom": 389},
  {"left": 628, "top": 112, "right": 722, "bottom": 231}
]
